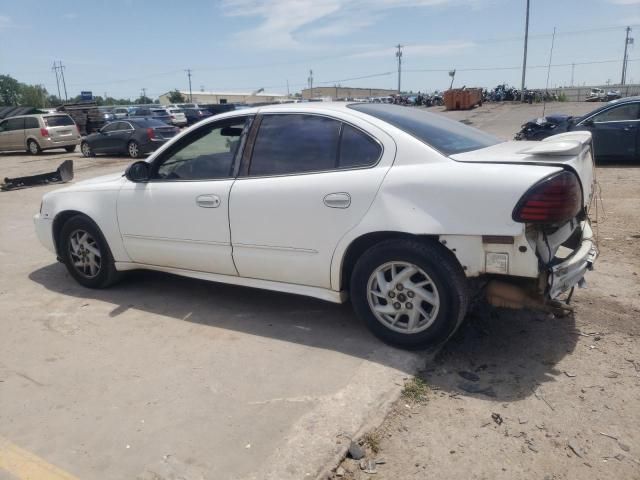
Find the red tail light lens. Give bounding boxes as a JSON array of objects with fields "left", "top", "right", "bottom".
[
  {"left": 40, "top": 128, "right": 49, "bottom": 137},
  {"left": 147, "top": 128, "right": 155, "bottom": 140},
  {"left": 513, "top": 171, "right": 582, "bottom": 224}
]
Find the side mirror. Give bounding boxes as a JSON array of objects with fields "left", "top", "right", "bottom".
[
  {"left": 125, "top": 161, "right": 150, "bottom": 182},
  {"left": 582, "top": 118, "right": 594, "bottom": 127}
]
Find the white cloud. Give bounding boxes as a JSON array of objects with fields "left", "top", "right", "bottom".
[
  {"left": 0, "top": 15, "right": 11, "bottom": 30},
  {"left": 221, "top": 0, "right": 472, "bottom": 49},
  {"left": 351, "top": 41, "right": 475, "bottom": 58}
]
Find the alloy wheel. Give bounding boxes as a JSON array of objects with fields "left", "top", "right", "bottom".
[
  {"left": 366, "top": 261, "right": 440, "bottom": 334},
  {"left": 68, "top": 229, "right": 102, "bottom": 278},
  {"left": 128, "top": 142, "right": 139, "bottom": 158}
]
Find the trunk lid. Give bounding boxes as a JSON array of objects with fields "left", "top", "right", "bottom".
[{"left": 450, "top": 131, "right": 594, "bottom": 209}]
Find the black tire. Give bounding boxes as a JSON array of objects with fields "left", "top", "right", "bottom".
[
  {"left": 27, "top": 139, "right": 41, "bottom": 155},
  {"left": 127, "top": 140, "right": 141, "bottom": 158},
  {"left": 80, "top": 141, "right": 94, "bottom": 157},
  {"left": 65, "top": 145, "right": 76, "bottom": 153},
  {"left": 350, "top": 239, "right": 468, "bottom": 349},
  {"left": 59, "top": 215, "right": 121, "bottom": 289}
]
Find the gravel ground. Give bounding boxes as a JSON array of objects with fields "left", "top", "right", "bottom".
[{"left": 331, "top": 102, "right": 640, "bottom": 480}]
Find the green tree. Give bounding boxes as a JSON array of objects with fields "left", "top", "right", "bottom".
[
  {"left": 134, "top": 95, "right": 153, "bottom": 104},
  {"left": 167, "top": 89, "right": 185, "bottom": 103},
  {"left": 19, "top": 84, "right": 48, "bottom": 108},
  {"left": 47, "top": 94, "right": 62, "bottom": 107},
  {"left": 0, "top": 74, "right": 21, "bottom": 106}
]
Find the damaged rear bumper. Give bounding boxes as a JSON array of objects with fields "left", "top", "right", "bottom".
[{"left": 547, "top": 221, "right": 598, "bottom": 299}]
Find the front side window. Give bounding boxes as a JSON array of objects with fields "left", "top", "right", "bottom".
[
  {"left": 101, "top": 123, "right": 119, "bottom": 133},
  {"left": 152, "top": 117, "right": 249, "bottom": 181},
  {"left": 593, "top": 103, "right": 640, "bottom": 123},
  {"left": 6, "top": 118, "right": 25, "bottom": 131}
]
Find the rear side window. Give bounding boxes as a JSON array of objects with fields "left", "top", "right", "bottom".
[
  {"left": 249, "top": 114, "right": 381, "bottom": 176},
  {"left": 250, "top": 114, "right": 341, "bottom": 176},
  {"left": 24, "top": 117, "right": 40, "bottom": 129},
  {"left": 44, "top": 115, "right": 74, "bottom": 127},
  {"left": 348, "top": 103, "right": 499, "bottom": 155},
  {"left": 339, "top": 124, "right": 381, "bottom": 168}
]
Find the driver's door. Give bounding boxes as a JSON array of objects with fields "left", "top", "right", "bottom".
[
  {"left": 116, "top": 115, "right": 251, "bottom": 274},
  {"left": 93, "top": 122, "right": 120, "bottom": 153}
]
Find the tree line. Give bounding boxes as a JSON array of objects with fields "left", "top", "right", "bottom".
[{"left": 0, "top": 74, "right": 180, "bottom": 108}]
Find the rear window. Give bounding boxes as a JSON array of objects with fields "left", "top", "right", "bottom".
[
  {"left": 151, "top": 109, "right": 167, "bottom": 114},
  {"left": 348, "top": 103, "right": 499, "bottom": 155},
  {"left": 44, "top": 115, "right": 75, "bottom": 127}
]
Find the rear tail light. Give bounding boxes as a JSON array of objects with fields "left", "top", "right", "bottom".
[
  {"left": 147, "top": 128, "right": 155, "bottom": 140},
  {"left": 513, "top": 171, "right": 582, "bottom": 224},
  {"left": 40, "top": 128, "right": 49, "bottom": 137}
]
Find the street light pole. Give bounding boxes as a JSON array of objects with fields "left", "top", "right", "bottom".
[
  {"left": 396, "top": 44, "right": 403, "bottom": 94},
  {"left": 520, "top": 0, "right": 530, "bottom": 102}
]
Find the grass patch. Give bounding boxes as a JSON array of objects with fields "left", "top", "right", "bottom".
[
  {"left": 361, "top": 431, "right": 382, "bottom": 454},
  {"left": 401, "top": 377, "right": 429, "bottom": 403}
]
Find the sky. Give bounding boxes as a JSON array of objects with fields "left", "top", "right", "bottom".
[{"left": 0, "top": 0, "right": 638, "bottom": 100}]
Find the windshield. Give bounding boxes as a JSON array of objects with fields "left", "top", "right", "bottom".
[{"left": 348, "top": 103, "right": 500, "bottom": 155}]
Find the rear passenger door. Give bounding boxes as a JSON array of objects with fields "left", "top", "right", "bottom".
[
  {"left": 229, "top": 112, "right": 396, "bottom": 289},
  {"left": 2, "top": 118, "right": 25, "bottom": 150}
]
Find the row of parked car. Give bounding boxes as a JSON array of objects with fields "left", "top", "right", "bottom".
[{"left": 99, "top": 104, "right": 214, "bottom": 128}]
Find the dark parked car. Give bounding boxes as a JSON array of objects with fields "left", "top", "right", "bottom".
[
  {"left": 129, "top": 107, "right": 172, "bottom": 124},
  {"left": 515, "top": 96, "right": 640, "bottom": 162},
  {"left": 572, "top": 97, "right": 640, "bottom": 162},
  {"left": 80, "top": 119, "right": 179, "bottom": 158},
  {"left": 182, "top": 108, "right": 212, "bottom": 126}
]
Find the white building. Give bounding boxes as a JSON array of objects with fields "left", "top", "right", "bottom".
[{"left": 159, "top": 90, "right": 288, "bottom": 106}]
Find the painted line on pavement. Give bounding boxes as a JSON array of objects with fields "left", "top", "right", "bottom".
[{"left": 0, "top": 436, "right": 79, "bottom": 480}]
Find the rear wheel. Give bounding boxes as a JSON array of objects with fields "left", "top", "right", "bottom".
[
  {"left": 27, "top": 139, "right": 41, "bottom": 155},
  {"left": 128, "top": 140, "right": 140, "bottom": 158},
  {"left": 350, "top": 239, "right": 468, "bottom": 349},
  {"left": 65, "top": 145, "right": 76, "bottom": 153},
  {"left": 60, "top": 215, "right": 121, "bottom": 289},
  {"left": 81, "top": 141, "right": 94, "bottom": 157}
]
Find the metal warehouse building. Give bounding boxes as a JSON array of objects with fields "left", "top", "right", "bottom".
[
  {"left": 301, "top": 86, "right": 397, "bottom": 100},
  {"left": 159, "top": 90, "right": 288, "bottom": 105}
]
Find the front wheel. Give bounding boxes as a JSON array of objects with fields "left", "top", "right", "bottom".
[
  {"left": 60, "top": 215, "right": 121, "bottom": 288},
  {"left": 350, "top": 239, "right": 468, "bottom": 349},
  {"left": 81, "top": 141, "right": 94, "bottom": 157},
  {"left": 128, "top": 140, "right": 140, "bottom": 158}
]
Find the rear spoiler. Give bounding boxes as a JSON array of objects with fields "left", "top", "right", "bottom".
[{"left": 519, "top": 131, "right": 592, "bottom": 157}]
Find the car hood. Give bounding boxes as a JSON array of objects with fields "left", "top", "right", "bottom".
[{"left": 48, "top": 171, "right": 126, "bottom": 196}]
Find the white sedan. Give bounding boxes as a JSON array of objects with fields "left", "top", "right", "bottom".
[{"left": 34, "top": 103, "right": 597, "bottom": 348}]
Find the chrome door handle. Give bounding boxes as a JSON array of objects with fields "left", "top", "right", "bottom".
[
  {"left": 196, "top": 194, "right": 221, "bottom": 208},
  {"left": 323, "top": 192, "right": 351, "bottom": 209}
]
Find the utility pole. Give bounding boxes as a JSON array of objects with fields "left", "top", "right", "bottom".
[
  {"left": 141, "top": 88, "right": 147, "bottom": 100},
  {"left": 52, "top": 61, "right": 62, "bottom": 101},
  {"left": 58, "top": 61, "right": 68, "bottom": 101},
  {"left": 395, "top": 44, "right": 403, "bottom": 94},
  {"left": 286, "top": 79, "right": 290, "bottom": 97},
  {"left": 621, "top": 26, "right": 632, "bottom": 85},
  {"left": 185, "top": 69, "right": 193, "bottom": 102},
  {"left": 571, "top": 63, "right": 575, "bottom": 87},
  {"left": 308, "top": 69, "right": 314, "bottom": 99},
  {"left": 520, "top": 0, "right": 530, "bottom": 102}
]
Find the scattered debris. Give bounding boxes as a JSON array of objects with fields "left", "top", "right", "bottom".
[
  {"left": 335, "top": 466, "right": 345, "bottom": 477},
  {"left": 348, "top": 441, "right": 366, "bottom": 460},
  {"left": 567, "top": 441, "right": 583, "bottom": 458},
  {"left": 491, "top": 413, "right": 503, "bottom": 425},
  {"left": 245, "top": 443, "right": 251, "bottom": 449},
  {"left": 360, "top": 459, "right": 377, "bottom": 474},
  {"left": 533, "top": 387, "right": 555, "bottom": 411},
  {"left": 604, "top": 371, "right": 620, "bottom": 379},
  {"left": 563, "top": 371, "right": 577, "bottom": 378},
  {"left": 618, "top": 442, "right": 631, "bottom": 452},
  {"left": 518, "top": 417, "right": 528, "bottom": 425},
  {"left": 600, "top": 432, "right": 618, "bottom": 441}
]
